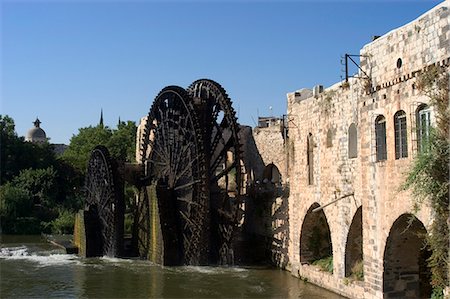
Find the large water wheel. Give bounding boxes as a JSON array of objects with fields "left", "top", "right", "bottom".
[
  {"left": 187, "top": 79, "right": 243, "bottom": 264},
  {"left": 136, "top": 80, "right": 243, "bottom": 265},
  {"left": 138, "top": 86, "right": 209, "bottom": 265},
  {"left": 82, "top": 79, "right": 243, "bottom": 265}
]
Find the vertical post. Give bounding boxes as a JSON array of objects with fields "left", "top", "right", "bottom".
[{"left": 345, "top": 54, "right": 349, "bottom": 82}]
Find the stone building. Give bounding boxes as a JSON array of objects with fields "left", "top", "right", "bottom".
[
  {"left": 131, "top": 2, "right": 448, "bottom": 297},
  {"left": 269, "top": 2, "right": 450, "bottom": 298},
  {"left": 24, "top": 117, "right": 68, "bottom": 154},
  {"left": 25, "top": 118, "right": 47, "bottom": 143}
]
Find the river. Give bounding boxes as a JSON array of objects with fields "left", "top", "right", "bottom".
[{"left": 0, "top": 235, "right": 345, "bottom": 298}]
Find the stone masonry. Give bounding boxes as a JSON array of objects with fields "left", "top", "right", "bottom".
[{"left": 251, "top": 2, "right": 449, "bottom": 298}]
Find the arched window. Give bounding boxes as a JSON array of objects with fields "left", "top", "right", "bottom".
[
  {"left": 326, "top": 129, "right": 333, "bottom": 148},
  {"left": 307, "top": 133, "right": 314, "bottom": 185},
  {"left": 394, "top": 111, "right": 408, "bottom": 159},
  {"left": 348, "top": 123, "right": 357, "bottom": 158},
  {"left": 416, "top": 104, "right": 431, "bottom": 153},
  {"left": 375, "top": 115, "right": 387, "bottom": 161}
]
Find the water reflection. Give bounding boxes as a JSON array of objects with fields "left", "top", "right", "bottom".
[{"left": 1, "top": 236, "right": 344, "bottom": 298}]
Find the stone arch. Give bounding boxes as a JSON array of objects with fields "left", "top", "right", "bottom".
[
  {"left": 383, "top": 214, "right": 432, "bottom": 299},
  {"left": 299, "top": 202, "right": 333, "bottom": 264},
  {"left": 262, "top": 163, "right": 282, "bottom": 185},
  {"left": 344, "top": 206, "right": 363, "bottom": 278}
]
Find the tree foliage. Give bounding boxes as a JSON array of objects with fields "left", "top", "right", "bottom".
[
  {"left": 61, "top": 121, "right": 136, "bottom": 173},
  {"left": 109, "top": 120, "right": 137, "bottom": 162},
  {"left": 0, "top": 115, "right": 83, "bottom": 234},
  {"left": 403, "top": 66, "right": 449, "bottom": 293},
  {"left": 61, "top": 125, "right": 113, "bottom": 173},
  {"left": 0, "top": 115, "right": 58, "bottom": 184},
  {"left": 0, "top": 184, "right": 33, "bottom": 219}
]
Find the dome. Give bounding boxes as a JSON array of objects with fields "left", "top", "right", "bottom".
[{"left": 25, "top": 118, "right": 47, "bottom": 143}]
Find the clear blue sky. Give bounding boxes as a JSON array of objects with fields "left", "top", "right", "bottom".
[{"left": 1, "top": 0, "right": 442, "bottom": 144}]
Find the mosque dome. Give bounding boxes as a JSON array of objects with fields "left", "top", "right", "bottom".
[{"left": 25, "top": 118, "right": 47, "bottom": 143}]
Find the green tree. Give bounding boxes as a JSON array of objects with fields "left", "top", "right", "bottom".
[
  {"left": 0, "top": 183, "right": 33, "bottom": 219},
  {"left": 62, "top": 121, "right": 137, "bottom": 173},
  {"left": 12, "top": 167, "right": 58, "bottom": 208},
  {"left": 0, "top": 183, "right": 41, "bottom": 234},
  {"left": 1, "top": 115, "right": 58, "bottom": 184},
  {"left": 403, "top": 66, "right": 449, "bottom": 295},
  {"left": 0, "top": 115, "right": 16, "bottom": 137},
  {"left": 61, "top": 125, "right": 113, "bottom": 173},
  {"left": 108, "top": 120, "right": 137, "bottom": 162},
  {"left": 0, "top": 115, "right": 84, "bottom": 234}
]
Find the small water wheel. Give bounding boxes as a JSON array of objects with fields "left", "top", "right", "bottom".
[{"left": 84, "top": 145, "right": 124, "bottom": 257}]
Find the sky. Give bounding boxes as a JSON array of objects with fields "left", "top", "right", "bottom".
[{"left": 1, "top": 0, "right": 443, "bottom": 144}]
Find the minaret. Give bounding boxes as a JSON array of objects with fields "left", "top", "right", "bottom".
[{"left": 100, "top": 109, "right": 104, "bottom": 127}]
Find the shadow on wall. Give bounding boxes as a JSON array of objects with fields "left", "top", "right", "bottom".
[
  {"left": 237, "top": 126, "right": 290, "bottom": 268},
  {"left": 238, "top": 126, "right": 266, "bottom": 185},
  {"left": 383, "top": 214, "right": 432, "bottom": 299},
  {"left": 299, "top": 203, "right": 332, "bottom": 265},
  {"left": 269, "top": 183, "right": 289, "bottom": 269}
]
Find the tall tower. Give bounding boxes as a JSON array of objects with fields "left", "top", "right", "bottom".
[{"left": 100, "top": 109, "right": 104, "bottom": 127}]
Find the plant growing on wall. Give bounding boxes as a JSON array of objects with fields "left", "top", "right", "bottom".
[
  {"left": 403, "top": 65, "right": 449, "bottom": 297},
  {"left": 319, "top": 90, "right": 336, "bottom": 116}
]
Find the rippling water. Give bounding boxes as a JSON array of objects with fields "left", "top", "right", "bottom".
[{"left": 0, "top": 235, "right": 345, "bottom": 298}]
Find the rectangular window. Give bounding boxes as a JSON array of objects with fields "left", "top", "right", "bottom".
[
  {"left": 395, "top": 113, "right": 408, "bottom": 159},
  {"left": 418, "top": 109, "right": 431, "bottom": 152}
]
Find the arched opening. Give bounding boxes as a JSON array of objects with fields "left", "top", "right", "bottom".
[
  {"left": 345, "top": 207, "right": 363, "bottom": 279},
  {"left": 262, "top": 163, "right": 282, "bottom": 186},
  {"left": 300, "top": 203, "right": 333, "bottom": 271},
  {"left": 383, "top": 214, "right": 432, "bottom": 298}
]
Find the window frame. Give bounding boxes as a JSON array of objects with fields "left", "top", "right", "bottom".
[
  {"left": 394, "top": 110, "right": 408, "bottom": 159},
  {"left": 416, "top": 105, "right": 431, "bottom": 153},
  {"left": 375, "top": 115, "right": 387, "bottom": 162}
]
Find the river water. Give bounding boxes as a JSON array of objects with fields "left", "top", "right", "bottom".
[{"left": 0, "top": 235, "right": 345, "bottom": 298}]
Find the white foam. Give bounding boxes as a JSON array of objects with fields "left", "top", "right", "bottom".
[
  {"left": 0, "top": 246, "right": 29, "bottom": 257},
  {"left": 100, "top": 256, "right": 133, "bottom": 263},
  {"left": 0, "top": 246, "right": 81, "bottom": 266},
  {"left": 182, "top": 266, "right": 248, "bottom": 274}
]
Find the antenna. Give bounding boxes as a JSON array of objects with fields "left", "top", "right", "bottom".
[{"left": 251, "top": 115, "right": 257, "bottom": 127}]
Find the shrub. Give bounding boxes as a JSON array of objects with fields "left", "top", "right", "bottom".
[
  {"left": 312, "top": 256, "right": 333, "bottom": 273},
  {"left": 51, "top": 210, "right": 75, "bottom": 234}
]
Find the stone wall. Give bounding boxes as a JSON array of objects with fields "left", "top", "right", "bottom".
[
  {"left": 283, "top": 2, "right": 449, "bottom": 298},
  {"left": 253, "top": 125, "right": 287, "bottom": 182}
]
